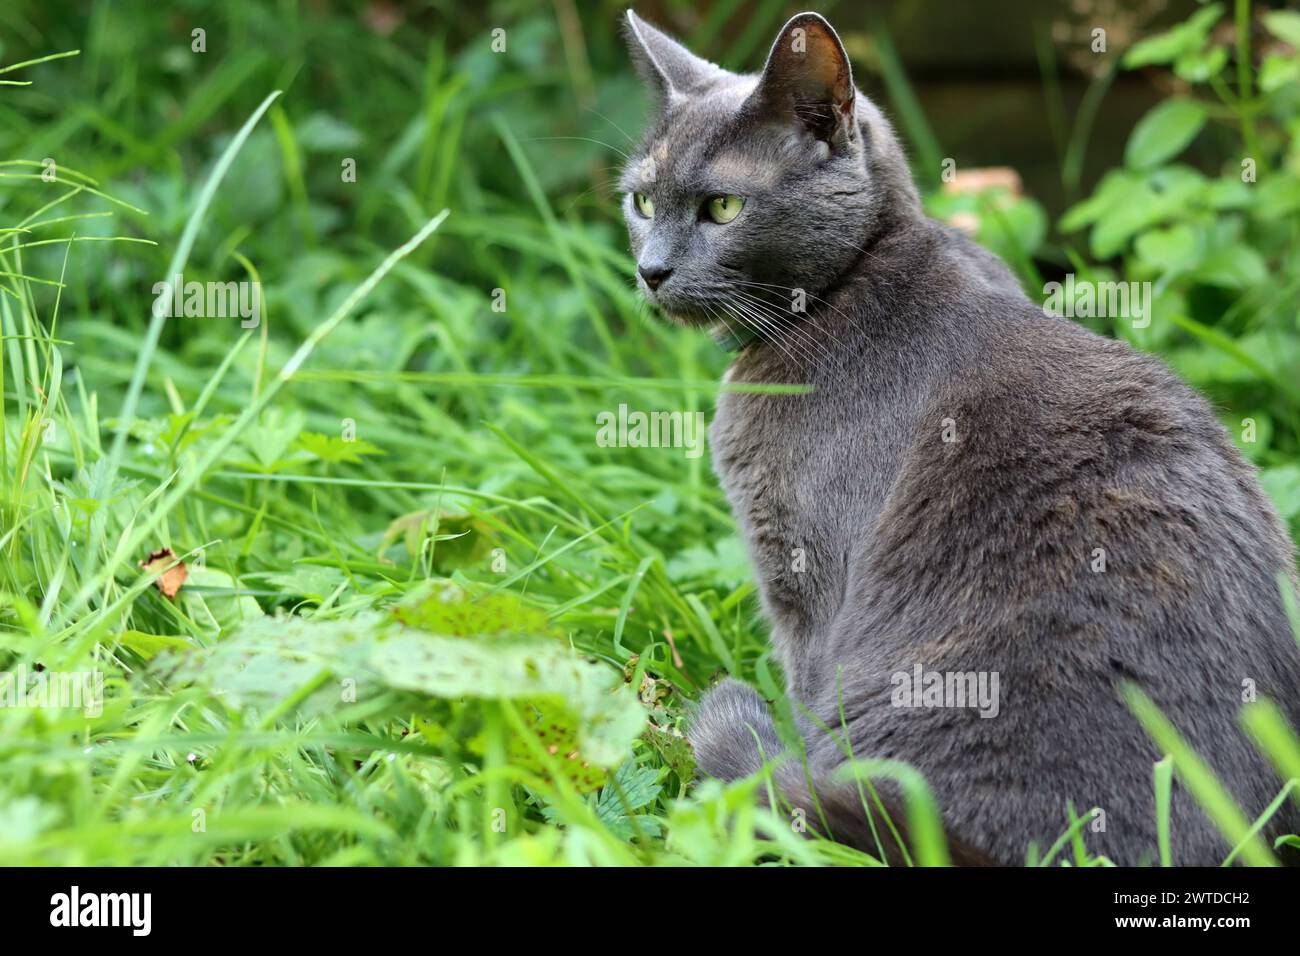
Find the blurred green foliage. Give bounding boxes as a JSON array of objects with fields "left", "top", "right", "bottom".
[
  {"left": 1061, "top": 4, "right": 1300, "bottom": 528},
  {"left": 0, "top": 0, "right": 1297, "bottom": 866}
]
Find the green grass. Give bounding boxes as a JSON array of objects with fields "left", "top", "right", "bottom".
[{"left": 1, "top": 1, "right": 1298, "bottom": 867}]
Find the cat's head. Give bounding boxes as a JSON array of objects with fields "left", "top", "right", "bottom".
[{"left": 620, "top": 10, "right": 918, "bottom": 328}]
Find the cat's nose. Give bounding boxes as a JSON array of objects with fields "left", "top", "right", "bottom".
[{"left": 638, "top": 263, "right": 673, "bottom": 290}]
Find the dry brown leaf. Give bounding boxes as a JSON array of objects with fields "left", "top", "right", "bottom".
[{"left": 139, "top": 548, "right": 188, "bottom": 600}]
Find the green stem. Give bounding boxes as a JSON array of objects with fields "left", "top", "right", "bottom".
[
  {"left": 1235, "top": 0, "right": 1259, "bottom": 161},
  {"left": 482, "top": 702, "right": 508, "bottom": 850}
]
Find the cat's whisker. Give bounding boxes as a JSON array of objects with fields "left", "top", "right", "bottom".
[
  {"left": 723, "top": 303, "right": 805, "bottom": 371},
  {"left": 583, "top": 106, "right": 637, "bottom": 148},
  {"left": 714, "top": 285, "right": 824, "bottom": 365},
  {"left": 693, "top": 294, "right": 755, "bottom": 357},
  {"left": 701, "top": 299, "right": 748, "bottom": 351},
  {"left": 728, "top": 286, "right": 853, "bottom": 377},
  {"left": 729, "top": 278, "right": 862, "bottom": 356},
  {"left": 710, "top": 296, "right": 778, "bottom": 351},
  {"left": 721, "top": 297, "right": 817, "bottom": 372},
  {"left": 814, "top": 234, "right": 889, "bottom": 266},
  {"left": 525, "top": 135, "right": 631, "bottom": 160},
  {"left": 729, "top": 286, "right": 848, "bottom": 357},
  {"left": 728, "top": 287, "right": 838, "bottom": 365},
  {"left": 561, "top": 181, "right": 622, "bottom": 215},
  {"left": 729, "top": 280, "right": 859, "bottom": 341}
]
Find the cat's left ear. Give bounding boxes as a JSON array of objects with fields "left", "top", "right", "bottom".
[
  {"left": 624, "top": 10, "right": 724, "bottom": 100},
  {"left": 744, "top": 13, "right": 856, "bottom": 149}
]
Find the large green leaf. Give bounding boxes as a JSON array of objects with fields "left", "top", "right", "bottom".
[
  {"left": 1125, "top": 99, "right": 1208, "bottom": 170},
  {"left": 155, "top": 587, "right": 646, "bottom": 767},
  {"left": 371, "top": 631, "right": 644, "bottom": 766}
]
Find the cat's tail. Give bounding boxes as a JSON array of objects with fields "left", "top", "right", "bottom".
[{"left": 689, "top": 677, "right": 996, "bottom": 866}]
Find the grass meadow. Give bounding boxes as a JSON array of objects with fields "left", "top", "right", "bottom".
[{"left": 2, "top": 0, "right": 1299, "bottom": 867}]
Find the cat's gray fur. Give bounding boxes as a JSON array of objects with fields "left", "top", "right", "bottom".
[{"left": 621, "top": 9, "right": 1300, "bottom": 865}]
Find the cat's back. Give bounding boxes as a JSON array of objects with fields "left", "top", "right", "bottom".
[
  {"left": 864, "top": 303, "right": 1295, "bottom": 652},
  {"left": 829, "top": 303, "right": 1299, "bottom": 863}
]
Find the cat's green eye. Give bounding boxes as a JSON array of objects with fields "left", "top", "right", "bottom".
[
  {"left": 705, "top": 194, "right": 745, "bottom": 224},
  {"left": 633, "top": 192, "right": 654, "bottom": 218}
]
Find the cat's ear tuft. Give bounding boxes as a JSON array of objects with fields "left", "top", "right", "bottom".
[
  {"left": 624, "top": 9, "right": 722, "bottom": 100},
  {"left": 745, "top": 12, "right": 856, "bottom": 148}
]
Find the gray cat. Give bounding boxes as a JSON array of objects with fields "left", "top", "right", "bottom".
[{"left": 620, "top": 10, "right": 1300, "bottom": 865}]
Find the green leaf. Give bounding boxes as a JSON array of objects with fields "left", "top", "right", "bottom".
[
  {"left": 1196, "top": 245, "right": 1268, "bottom": 288},
  {"left": 1262, "top": 10, "right": 1300, "bottom": 49},
  {"left": 115, "top": 630, "right": 193, "bottom": 660},
  {"left": 1165, "top": 326, "right": 1300, "bottom": 400},
  {"left": 165, "top": 590, "right": 647, "bottom": 770},
  {"left": 1260, "top": 465, "right": 1300, "bottom": 519},
  {"left": 238, "top": 407, "right": 305, "bottom": 469},
  {"left": 164, "top": 587, "right": 646, "bottom": 768},
  {"left": 1154, "top": 756, "right": 1173, "bottom": 867},
  {"left": 372, "top": 632, "right": 644, "bottom": 766},
  {"left": 1253, "top": 175, "right": 1300, "bottom": 220},
  {"left": 379, "top": 510, "right": 492, "bottom": 568},
  {"left": 511, "top": 700, "right": 611, "bottom": 792},
  {"left": 1060, "top": 170, "right": 1139, "bottom": 232},
  {"left": 1225, "top": 410, "right": 1272, "bottom": 461},
  {"left": 295, "top": 431, "right": 384, "bottom": 464},
  {"left": 159, "top": 613, "right": 371, "bottom": 718},
  {"left": 685, "top": 594, "right": 735, "bottom": 673},
  {"left": 833, "top": 758, "right": 954, "bottom": 866},
  {"left": 1077, "top": 167, "right": 1205, "bottom": 258},
  {"left": 156, "top": 411, "right": 234, "bottom": 455},
  {"left": 1124, "top": 32, "right": 1193, "bottom": 69},
  {"left": 1174, "top": 45, "right": 1228, "bottom": 83},
  {"left": 0, "top": 797, "right": 61, "bottom": 843},
  {"left": 181, "top": 565, "right": 265, "bottom": 634},
  {"left": 1134, "top": 223, "right": 1200, "bottom": 274},
  {"left": 1087, "top": 184, "right": 1163, "bottom": 258},
  {"left": 261, "top": 566, "right": 348, "bottom": 601},
  {"left": 1190, "top": 244, "right": 1263, "bottom": 286},
  {"left": 1123, "top": 4, "right": 1223, "bottom": 68},
  {"left": 1125, "top": 99, "right": 1207, "bottom": 170},
  {"left": 645, "top": 724, "right": 696, "bottom": 784},
  {"left": 666, "top": 535, "right": 751, "bottom": 589},
  {"left": 391, "top": 585, "right": 551, "bottom": 637},
  {"left": 1204, "top": 177, "right": 1252, "bottom": 210},
  {"left": 295, "top": 112, "right": 363, "bottom": 152},
  {"left": 976, "top": 193, "right": 1048, "bottom": 265},
  {"left": 592, "top": 763, "right": 664, "bottom": 838},
  {"left": 1259, "top": 53, "right": 1300, "bottom": 93}
]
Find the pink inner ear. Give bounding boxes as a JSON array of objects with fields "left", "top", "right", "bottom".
[
  {"left": 771, "top": 19, "right": 853, "bottom": 112},
  {"left": 803, "top": 32, "right": 850, "bottom": 101}
]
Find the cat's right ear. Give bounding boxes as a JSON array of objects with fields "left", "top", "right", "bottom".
[
  {"left": 744, "top": 13, "right": 857, "bottom": 149},
  {"left": 624, "top": 10, "right": 722, "bottom": 100}
]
